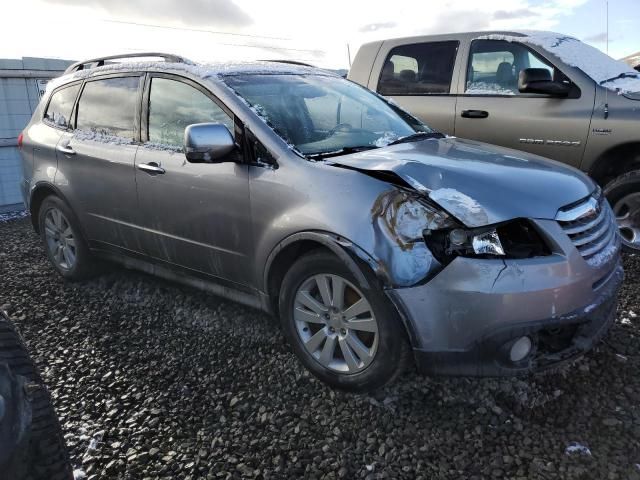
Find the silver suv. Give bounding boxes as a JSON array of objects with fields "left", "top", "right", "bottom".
[
  {"left": 19, "top": 53, "right": 623, "bottom": 392},
  {"left": 349, "top": 31, "right": 640, "bottom": 251}
]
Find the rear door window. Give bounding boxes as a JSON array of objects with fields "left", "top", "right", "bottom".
[
  {"left": 76, "top": 76, "right": 140, "bottom": 139},
  {"left": 147, "top": 77, "right": 233, "bottom": 146},
  {"left": 43, "top": 84, "right": 81, "bottom": 128},
  {"left": 466, "top": 40, "right": 556, "bottom": 95},
  {"left": 377, "top": 41, "right": 459, "bottom": 95}
]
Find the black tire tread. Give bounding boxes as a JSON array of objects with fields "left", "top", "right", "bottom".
[{"left": 0, "top": 314, "right": 72, "bottom": 480}]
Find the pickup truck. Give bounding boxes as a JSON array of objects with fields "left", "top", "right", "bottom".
[{"left": 349, "top": 31, "right": 640, "bottom": 251}]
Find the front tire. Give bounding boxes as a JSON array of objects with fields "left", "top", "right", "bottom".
[
  {"left": 279, "top": 251, "right": 410, "bottom": 392},
  {"left": 38, "top": 196, "right": 98, "bottom": 281},
  {"left": 604, "top": 170, "right": 640, "bottom": 252}
]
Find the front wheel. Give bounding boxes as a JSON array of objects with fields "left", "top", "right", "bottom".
[
  {"left": 279, "top": 251, "right": 410, "bottom": 392},
  {"left": 605, "top": 170, "right": 640, "bottom": 252}
]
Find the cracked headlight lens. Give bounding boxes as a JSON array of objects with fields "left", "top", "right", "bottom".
[{"left": 471, "top": 229, "right": 505, "bottom": 256}]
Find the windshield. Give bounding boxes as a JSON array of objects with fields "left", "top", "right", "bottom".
[{"left": 223, "top": 74, "right": 432, "bottom": 156}]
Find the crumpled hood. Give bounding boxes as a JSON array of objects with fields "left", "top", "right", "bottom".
[{"left": 331, "top": 137, "right": 595, "bottom": 227}]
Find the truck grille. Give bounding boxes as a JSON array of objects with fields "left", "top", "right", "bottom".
[{"left": 556, "top": 192, "right": 619, "bottom": 266}]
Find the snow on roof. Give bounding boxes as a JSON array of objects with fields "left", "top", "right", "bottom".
[
  {"left": 46, "top": 59, "right": 336, "bottom": 93},
  {"left": 480, "top": 30, "right": 640, "bottom": 93}
]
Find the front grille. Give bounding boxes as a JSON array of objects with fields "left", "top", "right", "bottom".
[{"left": 556, "top": 193, "right": 619, "bottom": 266}]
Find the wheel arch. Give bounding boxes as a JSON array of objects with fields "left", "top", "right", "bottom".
[
  {"left": 28, "top": 182, "right": 66, "bottom": 233},
  {"left": 264, "top": 231, "right": 421, "bottom": 350},
  {"left": 264, "top": 231, "right": 386, "bottom": 314},
  {"left": 588, "top": 142, "right": 640, "bottom": 186}
]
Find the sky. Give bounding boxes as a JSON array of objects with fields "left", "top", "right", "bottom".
[{"left": 1, "top": 0, "right": 638, "bottom": 69}]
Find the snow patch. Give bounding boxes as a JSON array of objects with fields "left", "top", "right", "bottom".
[
  {"left": 73, "top": 469, "right": 87, "bottom": 480},
  {"left": 374, "top": 131, "right": 399, "bottom": 147},
  {"left": 47, "top": 60, "right": 337, "bottom": 95},
  {"left": 141, "top": 142, "right": 183, "bottom": 153},
  {"left": 429, "top": 188, "right": 489, "bottom": 227},
  {"left": 480, "top": 31, "right": 640, "bottom": 93},
  {"left": 0, "top": 210, "right": 29, "bottom": 223},
  {"left": 465, "top": 82, "right": 516, "bottom": 95},
  {"left": 74, "top": 129, "right": 134, "bottom": 145},
  {"left": 565, "top": 442, "right": 592, "bottom": 456}
]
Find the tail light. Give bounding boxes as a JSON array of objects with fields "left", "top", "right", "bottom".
[{"left": 17, "top": 132, "right": 24, "bottom": 149}]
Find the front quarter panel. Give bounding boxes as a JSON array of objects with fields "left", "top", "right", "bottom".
[{"left": 250, "top": 155, "right": 440, "bottom": 291}]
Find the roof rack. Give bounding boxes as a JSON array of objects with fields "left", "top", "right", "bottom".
[
  {"left": 259, "top": 59, "right": 315, "bottom": 67},
  {"left": 64, "top": 53, "right": 193, "bottom": 74}
]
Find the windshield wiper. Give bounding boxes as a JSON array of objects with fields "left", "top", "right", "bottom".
[
  {"left": 387, "top": 131, "right": 444, "bottom": 146},
  {"left": 306, "top": 145, "right": 378, "bottom": 160},
  {"left": 600, "top": 72, "right": 640, "bottom": 85}
]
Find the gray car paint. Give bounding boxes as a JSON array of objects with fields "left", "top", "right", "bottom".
[{"left": 19, "top": 60, "right": 622, "bottom": 370}]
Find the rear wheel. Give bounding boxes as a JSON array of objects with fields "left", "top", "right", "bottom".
[
  {"left": 38, "top": 196, "right": 98, "bottom": 280},
  {"left": 279, "top": 251, "right": 410, "bottom": 392},
  {"left": 605, "top": 170, "right": 640, "bottom": 252}
]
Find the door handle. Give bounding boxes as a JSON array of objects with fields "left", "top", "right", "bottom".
[
  {"left": 56, "top": 144, "right": 75, "bottom": 155},
  {"left": 138, "top": 162, "right": 165, "bottom": 175},
  {"left": 461, "top": 110, "right": 489, "bottom": 119}
]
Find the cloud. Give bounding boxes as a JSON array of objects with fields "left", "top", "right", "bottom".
[
  {"left": 583, "top": 32, "right": 608, "bottom": 43},
  {"left": 44, "top": 0, "right": 253, "bottom": 28},
  {"left": 359, "top": 22, "right": 397, "bottom": 33},
  {"left": 493, "top": 8, "right": 538, "bottom": 20}
]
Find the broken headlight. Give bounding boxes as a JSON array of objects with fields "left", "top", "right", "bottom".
[{"left": 424, "top": 219, "right": 550, "bottom": 263}]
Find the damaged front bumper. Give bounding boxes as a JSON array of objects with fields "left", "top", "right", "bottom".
[{"left": 386, "top": 219, "right": 624, "bottom": 376}]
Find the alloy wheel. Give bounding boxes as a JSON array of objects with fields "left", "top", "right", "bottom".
[
  {"left": 293, "top": 274, "right": 379, "bottom": 374},
  {"left": 43, "top": 208, "right": 77, "bottom": 270},
  {"left": 613, "top": 192, "right": 640, "bottom": 250}
]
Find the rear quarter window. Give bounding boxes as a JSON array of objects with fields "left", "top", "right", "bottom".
[{"left": 43, "top": 84, "right": 81, "bottom": 128}]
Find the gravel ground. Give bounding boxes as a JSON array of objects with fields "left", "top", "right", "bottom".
[{"left": 1, "top": 216, "right": 639, "bottom": 480}]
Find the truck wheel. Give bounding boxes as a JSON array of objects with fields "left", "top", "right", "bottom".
[
  {"left": 605, "top": 170, "right": 640, "bottom": 252},
  {"left": 38, "top": 196, "right": 98, "bottom": 281},
  {"left": 278, "top": 251, "right": 410, "bottom": 393},
  {"left": 0, "top": 311, "right": 73, "bottom": 480}
]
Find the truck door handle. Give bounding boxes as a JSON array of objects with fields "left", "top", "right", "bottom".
[
  {"left": 461, "top": 110, "right": 489, "bottom": 119},
  {"left": 56, "top": 144, "right": 75, "bottom": 155},
  {"left": 138, "top": 162, "right": 165, "bottom": 175}
]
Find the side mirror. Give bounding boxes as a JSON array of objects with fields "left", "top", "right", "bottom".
[
  {"left": 518, "top": 68, "right": 570, "bottom": 97},
  {"left": 184, "top": 123, "right": 235, "bottom": 163}
]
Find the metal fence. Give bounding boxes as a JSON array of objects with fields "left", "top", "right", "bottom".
[{"left": 0, "top": 57, "right": 73, "bottom": 212}]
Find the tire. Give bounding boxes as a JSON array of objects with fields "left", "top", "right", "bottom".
[
  {"left": 279, "top": 251, "right": 410, "bottom": 393},
  {"left": 0, "top": 311, "right": 73, "bottom": 480},
  {"left": 604, "top": 169, "right": 640, "bottom": 252},
  {"left": 37, "top": 195, "right": 98, "bottom": 281}
]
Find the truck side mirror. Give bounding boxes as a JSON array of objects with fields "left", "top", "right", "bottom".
[
  {"left": 184, "top": 123, "right": 236, "bottom": 163},
  {"left": 518, "top": 68, "right": 570, "bottom": 97}
]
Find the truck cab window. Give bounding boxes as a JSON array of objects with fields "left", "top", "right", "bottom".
[
  {"left": 377, "top": 41, "right": 459, "bottom": 96},
  {"left": 466, "top": 40, "right": 556, "bottom": 95}
]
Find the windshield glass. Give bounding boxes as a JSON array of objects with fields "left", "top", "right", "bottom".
[{"left": 223, "top": 74, "right": 431, "bottom": 155}]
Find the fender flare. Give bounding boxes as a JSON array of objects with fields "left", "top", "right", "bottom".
[
  {"left": 262, "top": 231, "right": 419, "bottom": 347},
  {"left": 262, "top": 230, "right": 391, "bottom": 295}
]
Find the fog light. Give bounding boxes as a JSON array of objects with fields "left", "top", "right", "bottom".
[{"left": 509, "top": 336, "right": 532, "bottom": 362}]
